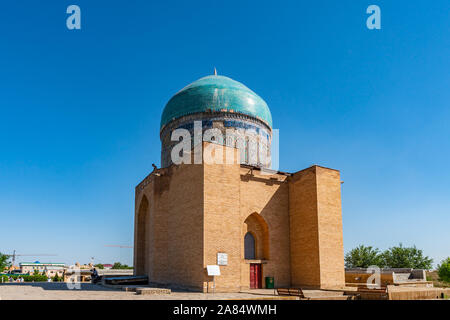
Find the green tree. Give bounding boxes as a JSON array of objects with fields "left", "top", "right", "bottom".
[
  {"left": 112, "top": 262, "right": 133, "bottom": 269},
  {"left": 0, "top": 253, "right": 11, "bottom": 272},
  {"left": 345, "top": 245, "right": 384, "bottom": 268},
  {"left": 382, "top": 243, "right": 433, "bottom": 269},
  {"left": 94, "top": 263, "right": 104, "bottom": 269},
  {"left": 437, "top": 257, "right": 450, "bottom": 283}
]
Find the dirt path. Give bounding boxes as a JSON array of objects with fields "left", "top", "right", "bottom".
[{"left": 0, "top": 283, "right": 281, "bottom": 300}]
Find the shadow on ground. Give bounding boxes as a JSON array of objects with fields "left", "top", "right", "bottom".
[{"left": 0, "top": 282, "right": 117, "bottom": 291}]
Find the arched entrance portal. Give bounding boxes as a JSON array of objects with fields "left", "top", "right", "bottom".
[
  {"left": 135, "top": 195, "right": 149, "bottom": 276},
  {"left": 243, "top": 213, "right": 269, "bottom": 289}
]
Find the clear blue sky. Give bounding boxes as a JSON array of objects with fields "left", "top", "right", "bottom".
[{"left": 0, "top": 1, "right": 449, "bottom": 267}]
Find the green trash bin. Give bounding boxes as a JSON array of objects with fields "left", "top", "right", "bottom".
[{"left": 265, "top": 276, "right": 274, "bottom": 289}]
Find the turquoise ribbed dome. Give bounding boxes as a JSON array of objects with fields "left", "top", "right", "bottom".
[{"left": 160, "top": 75, "right": 272, "bottom": 129}]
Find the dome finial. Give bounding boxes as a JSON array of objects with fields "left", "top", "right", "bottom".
[{"left": 214, "top": 67, "right": 217, "bottom": 76}]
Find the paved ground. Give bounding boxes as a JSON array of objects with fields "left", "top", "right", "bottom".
[{"left": 0, "top": 283, "right": 288, "bottom": 300}]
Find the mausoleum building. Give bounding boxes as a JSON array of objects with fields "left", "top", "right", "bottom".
[{"left": 134, "top": 73, "right": 345, "bottom": 292}]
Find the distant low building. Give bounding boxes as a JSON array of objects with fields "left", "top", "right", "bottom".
[
  {"left": 74, "top": 262, "right": 93, "bottom": 270},
  {"left": 103, "top": 264, "right": 113, "bottom": 269},
  {"left": 20, "top": 261, "right": 66, "bottom": 277},
  {"left": 63, "top": 267, "right": 92, "bottom": 283},
  {"left": 45, "top": 266, "right": 65, "bottom": 278},
  {"left": 4, "top": 265, "right": 20, "bottom": 273}
]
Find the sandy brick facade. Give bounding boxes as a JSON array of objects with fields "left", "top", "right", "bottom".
[
  {"left": 289, "top": 166, "right": 345, "bottom": 289},
  {"left": 134, "top": 143, "right": 345, "bottom": 292}
]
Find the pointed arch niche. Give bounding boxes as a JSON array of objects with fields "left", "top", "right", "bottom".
[
  {"left": 243, "top": 213, "right": 269, "bottom": 260},
  {"left": 135, "top": 194, "right": 149, "bottom": 275}
]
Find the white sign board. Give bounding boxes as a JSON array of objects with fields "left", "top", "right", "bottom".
[
  {"left": 207, "top": 265, "right": 221, "bottom": 276},
  {"left": 217, "top": 253, "right": 228, "bottom": 266}
]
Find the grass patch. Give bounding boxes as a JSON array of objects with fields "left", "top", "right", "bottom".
[{"left": 426, "top": 271, "right": 450, "bottom": 288}]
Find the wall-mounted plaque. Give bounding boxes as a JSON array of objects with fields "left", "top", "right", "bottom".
[{"left": 217, "top": 253, "right": 228, "bottom": 266}]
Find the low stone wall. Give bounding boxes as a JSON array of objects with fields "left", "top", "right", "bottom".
[
  {"left": 388, "top": 287, "right": 450, "bottom": 300},
  {"left": 410, "top": 269, "right": 426, "bottom": 280},
  {"left": 345, "top": 268, "right": 427, "bottom": 285},
  {"left": 345, "top": 271, "right": 395, "bottom": 286},
  {"left": 98, "top": 269, "right": 134, "bottom": 276}
]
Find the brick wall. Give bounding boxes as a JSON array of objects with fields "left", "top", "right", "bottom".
[
  {"left": 239, "top": 166, "right": 290, "bottom": 289},
  {"left": 134, "top": 146, "right": 344, "bottom": 292},
  {"left": 203, "top": 144, "right": 241, "bottom": 292},
  {"left": 288, "top": 166, "right": 345, "bottom": 289},
  {"left": 289, "top": 166, "right": 321, "bottom": 287},
  {"left": 315, "top": 166, "right": 345, "bottom": 289},
  {"left": 135, "top": 163, "right": 204, "bottom": 290}
]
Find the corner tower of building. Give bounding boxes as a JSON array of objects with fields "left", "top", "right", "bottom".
[{"left": 160, "top": 73, "right": 273, "bottom": 168}]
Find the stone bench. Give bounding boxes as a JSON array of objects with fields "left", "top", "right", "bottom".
[{"left": 276, "top": 288, "right": 305, "bottom": 298}]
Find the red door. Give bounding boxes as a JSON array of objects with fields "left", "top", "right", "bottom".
[{"left": 250, "top": 264, "right": 262, "bottom": 289}]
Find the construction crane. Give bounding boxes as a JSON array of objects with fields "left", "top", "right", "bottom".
[
  {"left": 104, "top": 245, "right": 133, "bottom": 266},
  {"left": 103, "top": 245, "right": 134, "bottom": 268},
  {"left": 104, "top": 245, "right": 133, "bottom": 248},
  {"left": 5, "top": 250, "right": 58, "bottom": 267}
]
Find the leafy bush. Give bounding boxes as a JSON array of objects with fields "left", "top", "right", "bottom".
[
  {"left": 0, "top": 274, "right": 48, "bottom": 282},
  {"left": 29, "top": 274, "right": 49, "bottom": 282},
  {"left": 437, "top": 258, "right": 450, "bottom": 283},
  {"left": 112, "top": 262, "right": 133, "bottom": 269}
]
